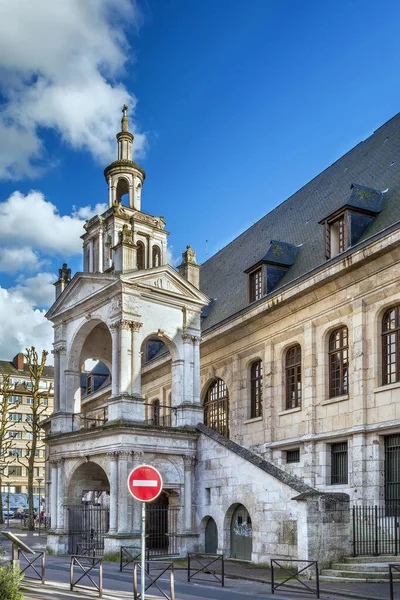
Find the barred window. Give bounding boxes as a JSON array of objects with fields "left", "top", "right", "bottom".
[
  {"left": 250, "top": 360, "right": 263, "bottom": 418},
  {"left": 286, "top": 448, "right": 300, "bottom": 463},
  {"left": 329, "top": 327, "right": 349, "bottom": 398},
  {"left": 285, "top": 345, "right": 302, "bottom": 409},
  {"left": 331, "top": 442, "right": 348, "bottom": 484},
  {"left": 249, "top": 268, "right": 262, "bottom": 303},
  {"left": 382, "top": 306, "right": 400, "bottom": 385},
  {"left": 152, "top": 399, "right": 160, "bottom": 426},
  {"left": 204, "top": 379, "right": 229, "bottom": 438}
]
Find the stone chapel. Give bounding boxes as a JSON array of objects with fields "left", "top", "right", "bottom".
[{"left": 45, "top": 108, "right": 400, "bottom": 566}]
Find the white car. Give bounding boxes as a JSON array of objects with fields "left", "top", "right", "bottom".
[{"left": 3, "top": 510, "right": 14, "bottom": 518}]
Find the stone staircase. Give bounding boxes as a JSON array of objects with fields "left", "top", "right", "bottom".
[{"left": 320, "top": 556, "right": 400, "bottom": 583}]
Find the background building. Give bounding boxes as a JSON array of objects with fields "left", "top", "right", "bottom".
[{"left": 0, "top": 353, "right": 54, "bottom": 508}]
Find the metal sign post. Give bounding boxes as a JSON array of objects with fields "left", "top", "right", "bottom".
[{"left": 127, "top": 465, "right": 163, "bottom": 600}]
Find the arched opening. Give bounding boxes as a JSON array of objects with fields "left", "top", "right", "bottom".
[
  {"left": 152, "top": 245, "right": 161, "bottom": 267},
  {"left": 66, "top": 461, "right": 110, "bottom": 555},
  {"left": 147, "top": 491, "right": 169, "bottom": 553},
  {"left": 136, "top": 240, "right": 145, "bottom": 270},
  {"left": 116, "top": 177, "right": 129, "bottom": 205},
  {"left": 151, "top": 399, "right": 160, "bottom": 426},
  {"left": 230, "top": 504, "right": 252, "bottom": 560},
  {"left": 205, "top": 517, "right": 218, "bottom": 553},
  {"left": 204, "top": 379, "right": 229, "bottom": 438},
  {"left": 141, "top": 336, "right": 173, "bottom": 425}
]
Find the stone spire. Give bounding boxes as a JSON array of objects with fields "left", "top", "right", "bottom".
[
  {"left": 178, "top": 246, "right": 201, "bottom": 288},
  {"left": 103, "top": 106, "right": 146, "bottom": 210}
]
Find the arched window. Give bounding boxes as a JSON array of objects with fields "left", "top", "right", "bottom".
[
  {"left": 285, "top": 345, "right": 301, "bottom": 409},
  {"left": 329, "top": 327, "right": 349, "bottom": 398},
  {"left": 136, "top": 241, "right": 145, "bottom": 270},
  {"left": 204, "top": 379, "right": 229, "bottom": 438},
  {"left": 152, "top": 399, "right": 160, "bottom": 426},
  {"left": 152, "top": 245, "right": 161, "bottom": 268},
  {"left": 250, "top": 360, "right": 263, "bottom": 418},
  {"left": 382, "top": 306, "right": 400, "bottom": 385}
]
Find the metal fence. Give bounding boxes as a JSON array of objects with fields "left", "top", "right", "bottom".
[
  {"left": 70, "top": 555, "right": 103, "bottom": 598},
  {"left": 271, "top": 559, "right": 320, "bottom": 598},
  {"left": 67, "top": 505, "right": 109, "bottom": 556},
  {"left": 353, "top": 505, "right": 400, "bottom": 556},
  {"left": 147, "top": 506, "right": 179, "bottom": 556},
  {"left": 187, "top": 553, "right": 224, "bottom": 586},
  {"left": 389, "top": 563, "right": 400, "bottom": 600},
  {"left": 133, "top": 560, "right": 175, "bottom": 600}
]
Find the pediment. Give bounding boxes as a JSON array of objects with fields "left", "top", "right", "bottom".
[
  {"left": 122, "top": 265, "right": 209, "bottom": 306},
  {"left": 46, "top": 273, "right": 118, "bottom": 319}
]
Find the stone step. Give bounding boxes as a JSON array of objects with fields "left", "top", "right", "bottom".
[
  {"left": 320, "top": 575, "right": 390, "bottom": 584},
  {"left": 331, "top": 562, "right": 395, "bottom": 572},
  {"left": 320, "top": 569, "right": 395, "bottom": 580},
  {"left": 343, "top": 555, "right": 400, "bottom": 564}
]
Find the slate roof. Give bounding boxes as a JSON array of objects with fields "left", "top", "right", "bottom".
[
  {"left": 200, "top": 112, "right": 400, "bottom": 330},
  {"left": 0, "top": 360, "right": 54, "bottom": 379}
]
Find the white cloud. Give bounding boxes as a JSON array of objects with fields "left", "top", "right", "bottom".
[
  {"left": 0, "top": 247, "right": 44, "bottom": 274},
  {"left": 0, "top": 286, "right": 53, "bottom": 361},
  {"left": 0, "top": 190, "right": 101, "bottom": 255},
  {"left": 0, "top": 0, "right": 145, "bottom": 180},
  {"left": 167, "top": 245, "right": 181, "bottom": 268},
  {"left": 73, "top": 203, "right": 108, "bottom": 220},
  {"left": 10, "top": 273, "right": 56, "bottom": 309}
]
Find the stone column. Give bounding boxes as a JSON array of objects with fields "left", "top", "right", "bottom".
[
  {"left": 171, "top": 360, "right": 184, "bottom": 407},
  {"left": 108, "top": 177, "right": 112, "bottom": 207},
  {"left": 183, "top": 456, "right": 195, "bottom": 532},
  {"left": 192, "top": 336, "right": 201, "bottom": 404},
  {"left": 58, "top": 347, "right": 67, "bottom": 412},
  {"left": 52, "top": 350, "right": 60, "bottom": 412},
  {"left": 119, "top": 321, "right": 132, "bottom": 394},
  {"left": 56, "top": 459, "right": 65, "bottom": 533},
  {"left": 263, "top": 341, "right": 273, "bottom": 444},
  {"left": 132, "top": 451, "right": 144, "bottom": 534},
  {"left": 98, "top": 225, "right": 104, "bottom": 273},
  {"left": 50, "top": 461, "right": 58, "bottom": 530},
  {"left": 118, "top": 451, "right": 130, "bottom": 534},
  {"left": 182, "top": 334, "right": 194, "bottom": 404},
  {"left": 131, "top": 321, "right": 143, "bottom": 397},
  {"left": 110, "top": 323, "right": 119, "bottom": 397},
  {"left": 108, "top": 452, "right": 118, "bottom": 534}
]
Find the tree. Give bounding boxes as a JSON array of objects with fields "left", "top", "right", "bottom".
[
  {"left": 0, "top": 376, "right": 17, "bottom": 524},
  {"left": 23, "top": 347, "right": 52, "bottom": 531}
]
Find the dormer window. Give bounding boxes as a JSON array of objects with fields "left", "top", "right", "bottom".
[
  {"left": 326, "top": 214, "right": 346, "bottom": 259},
  {"left": 249, "top": 268, "right": 262, "bottom": 302},
  {"left": 321, "top": 183, "right": 383, "bottom": 260}
]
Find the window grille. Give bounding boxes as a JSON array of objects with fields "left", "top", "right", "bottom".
[
  {"left": 382, "top": 306, "right": 400, "bottom": 385},
  {"left": 385, "top": 434, "right": 400, "bottom": 506},
  {"left": 249, "top": 268, "right": 262, "bottom": 302},
  {"left": 331, "top": 442, "right": 348, "bottom": 484},
  {"left": 250, "top": 360, "right": 263, "bottom": 418},
  {"left": 204, "top": 379, "right": 229, "bottom": 438},
  {"left": 286, "top": 448, "right": 300, "bottom": 463},
  {"left": 329, "top": 326, "right": 349, "bottom": 397},
  {"left": 152, "top": 399, "right": 160, "bottom": 426},
  {"left": 285, "top": 345, "right": 302, "bottom": 409}
]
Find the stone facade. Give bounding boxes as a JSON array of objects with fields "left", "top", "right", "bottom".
[{"left": 45, "top": 108, "right": 400, "bottom": 566}]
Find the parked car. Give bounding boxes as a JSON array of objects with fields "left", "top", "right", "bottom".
[{"left": 3, "top": 510, "right": 14, "bottom": 518}]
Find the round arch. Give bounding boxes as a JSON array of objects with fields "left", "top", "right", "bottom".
[
  {"left": 116, "top": 177, "right": 130, "bottom": 205},
  {"left": 140, "top": 332, "right": 180, "bottom": 363},
  {"left": 66, "top": 460, "right": 110, "bottom": 506},
  {"left": 68, "top": 318, "right": 112, "bottom": 373}
]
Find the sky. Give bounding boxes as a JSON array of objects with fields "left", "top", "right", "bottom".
[{"left": 1, "top": 0, "right": 400, "bottom": 360}]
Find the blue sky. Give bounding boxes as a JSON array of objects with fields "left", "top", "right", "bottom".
[{"left": 0, "top": 0, "right": 400, "bottom": 357}]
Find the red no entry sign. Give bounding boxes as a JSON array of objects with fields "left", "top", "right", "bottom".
[{"left": 127, "top": 465, "right": 163, "bottom": 502}]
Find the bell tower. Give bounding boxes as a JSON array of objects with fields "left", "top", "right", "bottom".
[{"left": 81, "top": 106, "right": 169, "bottom": 274}]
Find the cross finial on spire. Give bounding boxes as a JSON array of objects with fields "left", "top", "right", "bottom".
[{"left": 121, "top": 104, "right": 129, "bottom": 132}]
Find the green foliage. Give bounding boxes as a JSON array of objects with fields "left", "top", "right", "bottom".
[{"left": 0, "top": 564, "right": 23, "bottom": 600}]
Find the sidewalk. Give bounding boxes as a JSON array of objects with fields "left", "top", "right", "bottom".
[{"left": 0, "top": 524, "right": 396, "bottom": 600}]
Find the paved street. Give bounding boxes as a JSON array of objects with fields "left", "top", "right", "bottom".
[{"left": 0, "top": 525, "right": 397, "bottom": 600}]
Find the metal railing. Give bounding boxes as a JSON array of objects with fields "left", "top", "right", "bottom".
[
  {"left": 187, "top": 553, "right": 224, "bottom": 586},
  {"left": 389, "top": 563, "right": 400, "bottom": 600},
  {"left": 271, "top": 559, "right": 320, "bottom": 598},
  {"left": 353, "top": 504, "right": 400, "bottom": 556},
  {"left": 133, "top": 560, "right": 175, "bottom": 600},
  {"left": 120, "top": 546, "right": 150, "bottom": 572},
  {"left": 20, "top": 550, "right": 45, "bottom": 584},
  {"left": 143, "top": 403, "right": 175, "bottom": 427},
  {"left": 70, "top": 555, "right": 103, "bottom": 598}
]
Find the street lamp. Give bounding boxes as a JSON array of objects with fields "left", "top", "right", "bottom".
[{"left": 36, "top": 478, "right": 43, "bottom": 536}]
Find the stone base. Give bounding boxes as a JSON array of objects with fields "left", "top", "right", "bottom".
[
  {"left": 108, "top": 394, "right": 144, "bottom": 422},
  {"left": 104, "top": 532, "right": 141, "bottom": 555},
  {"left": 175, "top": 404, "right": 204, "bottom": 427},
  {"left": 177, "top": 532, "right": 200, "bottom": 555},
  {"left": 47, "top": 532, "right": 69, "bottom": 555}
]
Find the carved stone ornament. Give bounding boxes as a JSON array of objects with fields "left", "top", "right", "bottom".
[
  {"left": 117, "top": 450, "right": 131, "bottom": 460},
  {"left": 181, "top": 333, "right": 193, "bottom": 343},
  {"left": 107, "top": 451, "right": 118, "bottom": 461},
  {"left": 153, "top": 277, "right": 174, "bottom": 291},
  {"left": 123, "top": 295, "right": 140, "bottom": 315},
  {"left": 120, "top": 320, "right": 132, "bottom": 330},
  {"left": 183, "top": 455, "right": 196, "bottom": 470},
  {"left": 131, "top": 321, "right": 143, "bottom": 332}
]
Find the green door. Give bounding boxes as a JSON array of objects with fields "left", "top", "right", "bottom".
[
  {"left": 230, "top": 505, "right": 252, "bottom": 560},
  {"left": 205, "top": 517, "right": 218, "bottom": 554}
]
